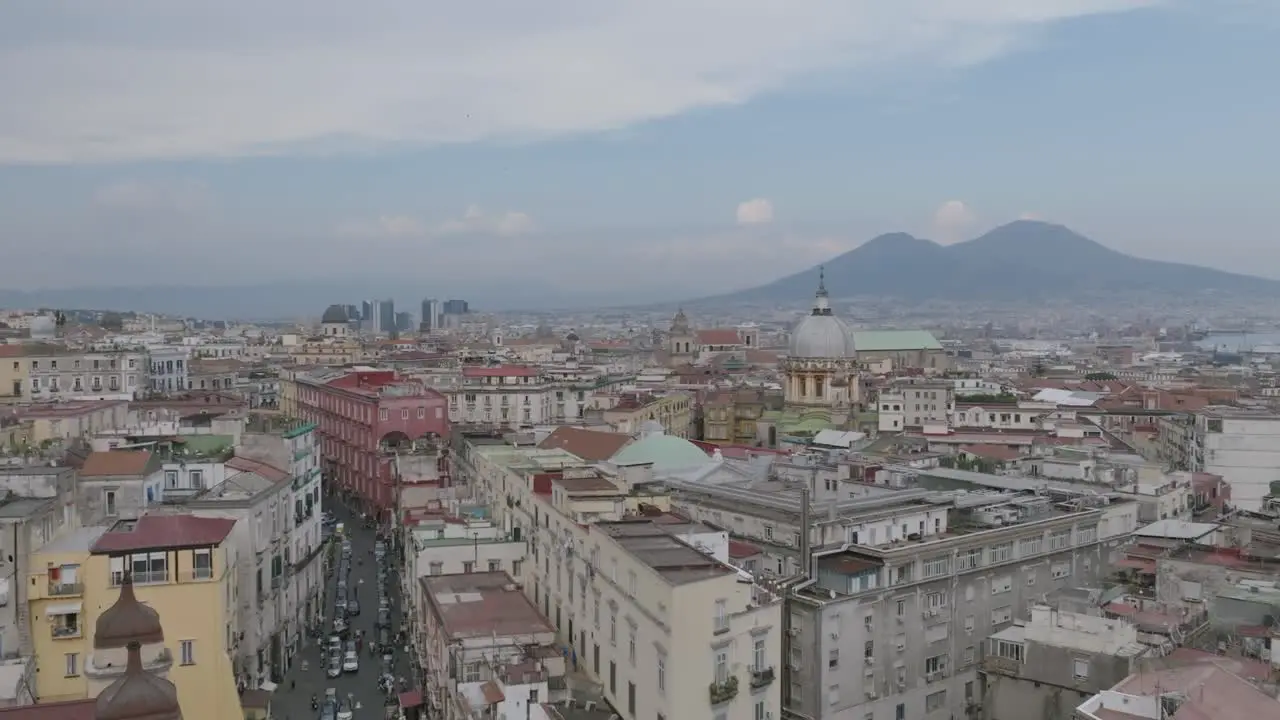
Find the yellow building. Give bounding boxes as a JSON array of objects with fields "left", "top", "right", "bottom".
[
  {"left": 0, "top": 345, "right": 29, "bottom": 405},
  {"left": 600, "top": 391, "right": 694, "bottom": 438},
  {"left": 277, "top": 366, "right": 300, "bottom": 418},
  {"left": 27, "top": 515, "right": 243, "bottom": 719}
]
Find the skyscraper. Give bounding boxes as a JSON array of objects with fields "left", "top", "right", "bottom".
[
  {"left": 420, "top": 298, "right": 442, "bottom": 332},
  {"left": 443, "top": 299, "right": 469, "bottom": 315},
  {"left": 379, "top": 298, "right": 396, "bottom": 334}
]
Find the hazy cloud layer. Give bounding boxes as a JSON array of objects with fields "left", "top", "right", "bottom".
[
  {"left": 0, "top": 0, "right": 1160, "bottom": 164},
  {"left": 932, "top": 200, "right": 977, "bottom": 243}
]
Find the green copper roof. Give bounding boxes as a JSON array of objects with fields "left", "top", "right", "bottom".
[
  {"left": 851, "top": 330, "right": 942, "bottom": 352},
  {"left": 611, "top": 433, "right": 711, "bottom": 471}
]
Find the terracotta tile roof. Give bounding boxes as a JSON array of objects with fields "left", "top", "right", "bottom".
[
  {"left": 80, "top": 450, "right": 153, "bottom": 477},
  {"left": 0, "top": 699, "right": 95, "bottom": 720},
  {"left": 696, "top": 329, "right": 741, "bottom": 345},
  {"left": 537, "top": 426, "right": 632, "bottom": 461},
  {"left": 0, "top": 345, "right": 26, "bottom": 358},
  {"left": 728, "top": 540, "right": 762, "bottom": 558},
  {"left": 92, "top": 514, "right": 237, "bottom": 553}
]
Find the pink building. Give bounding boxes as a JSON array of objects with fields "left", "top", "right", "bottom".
[{"left": 297, "top": 368, "right": 449, "bottom": 520}]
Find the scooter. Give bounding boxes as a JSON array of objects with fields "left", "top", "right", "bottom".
[{"left": 311, "top": 694, "right": 319, "bottom": 711}]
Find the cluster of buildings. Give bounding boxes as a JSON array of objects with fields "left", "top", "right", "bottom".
[{"left": 4, "top": 282, "right": 1280, "bottom": 719}]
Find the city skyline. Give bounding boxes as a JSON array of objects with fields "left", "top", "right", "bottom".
[{"left": 0, "top": 2, "right": 1276, "bottom": 294}]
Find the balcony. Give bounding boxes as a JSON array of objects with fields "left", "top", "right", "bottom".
[
  {"left": 709, "top": 675, "right": 739, "bottom": 705},
  {"left": 112, "top": 570, "right": 169, "bottom": 586},
  {"left": 749, "top": 666, "right": 775, "bottom": 689},
  {"left": 980, "top": 656, "right": 1022, "bottom": 677},
  {"left": 48, "top": 582, "right": 84, "bottom": 597}
]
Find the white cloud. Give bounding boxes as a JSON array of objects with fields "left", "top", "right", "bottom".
[
  {"left": 932, "top": 199, "right": 976, "bottom": 242},
  {"left": 92, "top": 179, "right": 212, "bottom": 213},
  {"left": 336, "top": 206, "right": 533, "bottom": 240},
  {"left": 0, "top": 0, "right": 1161, "bottom": 164},
  {"left": 1019, "top": 211, "right": 1042, "bottom": 220},
  {"left": 736, "top": 198, "right": 775, "bottom": 225},
  {"left": 436, "top": 205, "right": 535, "bottom": 237}
]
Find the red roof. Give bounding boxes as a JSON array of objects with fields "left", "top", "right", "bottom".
[
  {"left": 92, "top": 514, "right": 237, "bottom": 553},
  {"left": 225, "top": 455, "right": 290, "bottom": 482},
  {"left": 81, "top": 450, "right": 153, "bottom": 477},
  {"left": 728, "top": 540, "right": 762, "bottom": 559},
  {"left": 0, "top": 699, "right": 95, "bottom": 720},
  {"left": 696, "top": 329, "right": 742, "bottom": 345},
  {"left": 462, "top": 365, "right": 539, "bottom": 378}
]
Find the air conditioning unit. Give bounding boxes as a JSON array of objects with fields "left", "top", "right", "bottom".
[
  {"left": 927, "top": 609, "right": 938, "bottom": 618},
  {"left": 864, "top": 656, "right": 874, "bottom": 666}
]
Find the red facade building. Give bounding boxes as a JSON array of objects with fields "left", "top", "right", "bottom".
[{"left": 296, "top": 368, "right": 449, "bottom": 520}]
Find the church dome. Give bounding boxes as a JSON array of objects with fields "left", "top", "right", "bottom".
[
  {"left": 94, "top": 575, "right": 164, "bottom": 649},
  {"left": 320, "top": 305, "right": 349, "bottom": 324},
  {"left": 788, "top": 269, "right": 855, "bottom": 359},
  {"left": 613, "top": 428, "right": 713, "bottom": 472},
  {"left": 94, "top": 642, "right": 182, "bottom": 720}
]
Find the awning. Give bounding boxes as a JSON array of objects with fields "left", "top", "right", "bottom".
[
  {"left": 258, "top": 680, "right": 278, "bottom": 693},
  {"left": 1116, "top": 558, "right": 1156, "bottom": 573},
  {"left": 398, "top": 690, "right": 423, "bottom": 708},
  {"left": 44, "top": 601, "right": 83, "bottom": 615}
]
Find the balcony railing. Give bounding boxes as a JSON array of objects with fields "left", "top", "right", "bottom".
[
  {"left": 749, "top": 666, "right": 775, "bottom": 689},
  {"left": 48, "top": 582, "right": 84, "bottom": 597},
  {"left": 182, "top": 567, "right": 215, "bottom": 582},
  {"left": 52, "top": 624, "right": 82, "bottom": 639},
  {"left": 111, "top": 570, "right": 169, "bottom": 586},
  {"left": 709, "top": 675, "right": 739, "bottom": 705},
  {"left": 980, "top": 656, "right": 1022, "bottom": 677}
]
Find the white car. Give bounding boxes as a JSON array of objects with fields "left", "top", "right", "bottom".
[
  {"left": 326, "top": 656, "right": 342, "bottom": 678},
  {"left": 342, "top": 650, "right": 359, "bottom": 673},
  {"left": 336, "top": 704, "right": 353, "bottom": 720}
]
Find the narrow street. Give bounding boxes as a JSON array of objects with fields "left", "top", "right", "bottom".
[{"left": 270, "top": 501, "right": 412, "bottom": 720}]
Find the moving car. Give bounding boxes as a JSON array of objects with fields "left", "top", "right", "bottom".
[
  {"left": 336, "top": 702, "right": 353, "bottom": 720},
  {"left": 319, "top": 698, "right": 338, "bottom": 720},
  {"left": 342, "top": 650, "right": 359, "bottom": 673},
  {"left": 348, "top": 597, "right": 360, "bottom": 616},
  {"left": 333, "top": 617, "right": 348, "bottom": 634},
  {"left": 334, "top": 595, "right": 347, "bottom": 613},
  {"left": 326, "top": 653, "right": 342, "bottom": 678},
  {"left": 376, "top": 608, "right": 391, "bottom": 629}
]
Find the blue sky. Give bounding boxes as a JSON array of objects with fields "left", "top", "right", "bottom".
[{"left": 0, "top": 1, "right": 1276, "bottom": 296}]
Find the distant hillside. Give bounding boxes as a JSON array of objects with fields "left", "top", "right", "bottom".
[{"left": 700, "top": 220, "right": 1280, "bottom": 304}]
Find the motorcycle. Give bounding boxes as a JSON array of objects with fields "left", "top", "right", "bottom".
[{"left": 311, "top": 694, "right": 319, "bottom": 711}]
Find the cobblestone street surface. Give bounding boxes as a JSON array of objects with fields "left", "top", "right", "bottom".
[{"left": 269, "top": 502, "right": 411, "bottom": 720}]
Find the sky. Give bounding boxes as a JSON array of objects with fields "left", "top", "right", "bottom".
[{"left": 0, "top": 1, "right": 1277, "bottom": 299}]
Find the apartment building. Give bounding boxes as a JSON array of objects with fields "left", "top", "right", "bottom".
[
  {"left": 147, "top": 344, "right": 191, "bottom": 393},
  {"left": 74, "top": 450, "right": 165, "bottom": 525},
  {"left": 25, "top": 516, "right": 242, "bottom": 719},
  {"left": 171, "top": 445, "right": 320, "bottom": 687},
  {"left": 457, "top": 438, "right": 785, "bottom": 720},
  {"left": 13, "top": 401, "right": 128, "bottom": 445},
  {"left": 20, "top": 345, "right": 148, "bottom": 401},
  {"left": 296, "top": 366, "right": 448, "bottom": 521},
  {"left": 449, "top": 366, "right": 555, "bottom": 426},
  {"left": 665, "top": 467, "right": 1136, "bottom": 720},
  {"left": 406, "top": 513, "right": 525, "bottom": 606},
  {"left": 0, "top": 474, "right": 75, "bottom": 666},
  {"left": 0, "top": 346, "right": 28, "bottom": 405},
  {"left": 1191, "top": 406, "right": 1280, "bottom": 511},
  {"left": 595, "top": 391, "right": 695, "bottom": 439}
]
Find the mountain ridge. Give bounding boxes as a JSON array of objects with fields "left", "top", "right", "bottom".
[{"left": 696, "top": 220, "right": 1280, "bottom": 304}]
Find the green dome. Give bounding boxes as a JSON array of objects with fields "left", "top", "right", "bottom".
[{"left": 612, "top": 431, "right": 711, "bottom": 471}]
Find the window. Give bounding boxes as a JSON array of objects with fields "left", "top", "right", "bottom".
[
  {"left": 958, "top": 548, "right": 983, "bottom": 570},
  {"left": 926, "top": 690, "right": 947, "bottom": 712},
  {"left": 1049, "top": 529, "right": 1071, "bottom": 550},
  {"left": 192, "top": 549, "right": 213, "bottom": 580},
  {"left": 609, "top": 613, "right": 617, "bottom": 645},
  {"left": 379, "top": 409, "right": 388, "bottom": 421},
  {"left": 609, "top": 661, "right": 616, "bottom": 694},
  {"left": 754, "top": 638, "right": 766, "bottom": 671},
  {"left": 462, "top": 561, "right": 474, "bottom": 573},
  {"left": 417, "top": 407, "right": 425, "bottom": 418},
  {"left": 464, "top": 662, "right": 481, "bottom": 682},
  {"left": 429, "top": 562, "right": 443, "bottom": 575},
  {"left": 627, "top": 682, "right": 635, "bottom": 715},
  {"left": 1019, "top": 536, "right": 1042, "bottom": 556},
  {"left": 991, "top": 606, "right": 1012, "bottom": 626},
  {"left": 991, "top": 576, "right": 1012, "bottom": 595},
  {"left": 1073, "top": 657, "right": 1090, "bottom": 679},
  {"left": 896, "top": 599, "right": 906, "bottom": 617},
  {"left": 829, "top": 647, "right": 839, "bottom": 668},
  {"left": 927, "top": 591, "right": 947, "bottom": 609},
  {"left": 989, "top": 542, "right": 1013, "bottom": 563},
  {"left": 964, "top": 615, "right": 974, "bottom": 633},
  {"left": 714, "top": 598, "right": 728, "bottom": 633},
  {"left": 165, "top": 470, "right": 179, "bottom": 489},
  {"left": 487, "top": 559, "right": 501, "bottom": 572},
  {"left": 104, "top": 490, "right": 117, "bottom": 516},
  {"left": 401, "top": 408, "right": 409, "bottom": 420},
  {"left": 714, "top": 649, "right": 728, "bottom": 684},
  {"left": 1077, "top": 524, "right": 1098, "bottom": 544},
  {"left": 755, "top": 701, "right": 767, "bottom": 720},
  {"left": 190, "top": 469, "right": 204, "bottom": 489},
  {"left": 828, "top": 684, "right": 840, "bottom": 706},
  {"left": 628, "top": 629, "right": 636, "bottom": 664},
  {"left": 991, "top": 639, "right": 1024, "bottom": 662},
  {"left": 657, "top": 652, "right": 666, "bottom": 694},
  {"left": 1052, "top": 562, "right": 1071, "bottom": 579},
  {"left": 924, "top": 654, "right": 947, "bottom": 675},
  {"left": 922, "top": 555, "right": 950, "bottom": 578},
  {"left": 962, "top": 646, "right": 976, "bottom": 666},
  {"left": 65, "top": 653, "right": 79, "bottom": 676},
  {"left": 180, "top": 640, "right": 195, "bottom": 665}
]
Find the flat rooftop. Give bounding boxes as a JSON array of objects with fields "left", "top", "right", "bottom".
[
  {"left": 39, "top": 525, "right": 109, "bottom": 554},
  {"left": 596, "top": 520, "right": 733, "bottom": 585},
  {"left": 0, "top": 496, "right": 54, "bottom": 519},
  {"left": 423, "top": 571, "right": 554, "bottom": 640}
]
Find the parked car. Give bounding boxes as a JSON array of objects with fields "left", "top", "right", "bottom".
[
  {"left": 336, "top": 702, "right": 353, "bottom": 720},
  {"left": 333, "top": 617, "right": 348, "bottom": 634},
  {"left": 326, "top": 654, "right": 342, "bottom": 678},
  {"left": 348, "top": 598, "right": 360, "bottom": 616},
  {"left": 342, "top": 650, "right": 359, "bottom": 673},
  {"left": 376, "top": 608, "right": 391, "bottom": 629}
]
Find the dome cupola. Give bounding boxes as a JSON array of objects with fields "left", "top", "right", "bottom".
[{"left": 94, "top": 574, "right": 164, "bottom": 650}]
